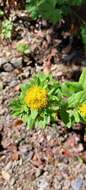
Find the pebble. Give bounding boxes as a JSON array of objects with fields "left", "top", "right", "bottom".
[
  {"left": 37, "top": 178, "right": 49, "bottom": 190},
  {"left": 19, "top": 145, "right": 29, "bottom": 155},
  {"left": 0, "top": 106, "right": 6, "bottom": 115},
  {"left": 3, "top": 63, "right": 13, "bottom": 72},
  {"left": 35, "top": 169, "right": 44, "bottom": 178},
  {"left": 0, "top": 81, "right": 3, "bottom": 90},
  {"left": 0, "top": 58, "right": 7, "bottom": 67},
  {"left": 4, "top": 161, "right": 12, "bottom": 171},
  {"left": 1, "top": 170, "right": 10, "bottom": 181},
  {"left": 17, "top": 188, "right": 23, "bottom": 190},
  {"left": 63, "top": 157, "right": 69, "bottom": 164},
  {"left": 10, "top": 177, "right": 16, "bottom": 186},
  {"left": 0, "top": 94, "right": 3, "bottom": 104},
  {"left": 11, "top": 57, "right": 22, "bottom": 68},
  {"left": 9, "top": 80, "right": 19, "bottom": 87},
  {"left": 71, "top": 177, "right": 83, "bottom": 190}
]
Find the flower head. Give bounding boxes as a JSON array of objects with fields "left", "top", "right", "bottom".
[
  {"left": 79, "top": 103, "right": 86, "bottom": 116},
  {"left": 24, "top": 86, "right": 48, "bottom": 110}
]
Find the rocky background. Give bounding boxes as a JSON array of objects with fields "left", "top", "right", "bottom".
[{"left": 0, "top": 3, "right": 86, "bottom": 190}]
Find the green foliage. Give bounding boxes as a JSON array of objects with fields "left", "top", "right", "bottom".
[
  {"left": 26, "top": 0, "right": 61, "bottom": 23},
  {"left": 80, "top": 26, "right": 86, "bottom": 49},
  {"left": 26, "top": 0, "right": 86, "bottom": 51},
  {"left": 10, "top": 69, "right": 86, "bottom": 129},
  {"left": 0, "top": 9, "right": 4, "bottom": 17},
  {"left": 1, "top": 19, "right": 13, "bottom": 39},
  {"left": 60, "top": 69, "right": 86, "bottom": 128},
  {"left": 16, "top": 42, "right": 31, "bottom": 54},
  {"left": 26, "top": 0, "right": 84, "bottom": 23}
]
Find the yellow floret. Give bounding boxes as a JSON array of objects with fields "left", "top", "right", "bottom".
[
  {"left": 79, "top": 103, "right": 86, "bottom": 116},
  {"left": 24, "top": 86, "right": 48, "bottom": 110}
]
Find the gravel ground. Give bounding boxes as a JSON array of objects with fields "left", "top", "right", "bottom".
[{"left": 0, "top": 11, "right": 86, "bottom": 190}]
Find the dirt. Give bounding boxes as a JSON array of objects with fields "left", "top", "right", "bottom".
[{"left": 0, "top": 10, "right": 86, "bottom": 190}]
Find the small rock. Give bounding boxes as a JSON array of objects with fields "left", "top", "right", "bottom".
[
  {"left": 0, "top": 124, "right": 3, "bottom": 131},
  {"left": 19, "top": 158, "right": 23, "bottom": 166},
  {"left": 11, "top": 151, "right": 20, "bottom": 161},
  {"left": 81, "top": 59, "right": 86, "bottom": 65},
  {"left": 0, "top": 82, "right": 3, "bottom": 90},
  {"left": 3, "top": 63, "right": 13, "bottom": 72},
  {"left": 0, "top": 95, "right": 3, "bottom": 104},
  {"left": 4, "top": 161, "right": 12, "bottom": 171},
  {"left": 63, "top": 157, "right": 69, "bottom": 164},
  {"left": 2, "top": 170, "right": 10, "bottom": 181},
  {"left": 26, "top": 151, "right": 33, "bottom": 160},
  {"left": 71, "top": 177, "right": 83, "bottom": 190},
  {"left": 0, "top": 106, "right": 6, "bottom": 115},
  {"left": 76, "top": 143, "right": 84, "bottom": 153},
  {"left": 21, "top": 67, "right": 32, "bottom": 78},
  {"left": 42, "top": 20, "right": 48, "bottom": 28},
  {"left": 0, "top": 58, "right": 7, "bottom": 67},
  {"left": 19, "top": 145, "right": 29, "bottom": 155},
  {"left": 9, "top": 80, "right": 18, "bottom": 87},
  {"left": 35, "top": 169, "right": 44, "bottom": 178},
  {"left": 10, "top": 177, "right": 16, "bottom": 185},
  {"left": 37, "top": 178, "right": 49, "bottom": 190},
  {"left": 11, "top": 57, "right": 22, "bottom": 68},
  {"left": 17, "top": 188, "right": 22, "bottom": 190}
]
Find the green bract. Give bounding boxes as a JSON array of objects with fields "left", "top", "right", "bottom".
[{"left": 10, "top": 73, "right": 62, "bottom": 128}]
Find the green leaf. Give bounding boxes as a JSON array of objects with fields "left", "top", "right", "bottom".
[
  {"left": 16, "top": 43, "right": 31, "bottom": 54},
  {"left": 70, "top": 0, "right": 82, "bottom": 5},
  {"left": 66, "top": 115, "right": 75, "bottom": 128},
  {"left": 61, "top": 81, "right": 83, "bottom": 97},
  {"left": 80, "top": 26, "right": 86, "bottom": 47},
  {"left": 79, "top": 69, "right": 86, "bottom": 89},
  {"left": 27, "top": 115, "right": 35, "bottom": 128},
  {"left": 37, "top": 120, "right": 46, "bottom": 128},
  {"left": 68, "top": 90, "right": 86, "bottom": 108},
  {"left": 1, "top": 19, "right": 13, "bottom": 39},
  {"left": 26, "top": 110, "right": 38, "bottom": 128},
  {"left": 59, "top": 102, "right": 69, "bottom": 125},
  {"left": 31, "top": 110, "right": 38, "bottom": 119},
  {"left": 73, "top": 110, "right": 80, "bottom": 123}
]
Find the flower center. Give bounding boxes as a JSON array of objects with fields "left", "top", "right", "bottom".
[
  {"left": 24, "top": 86, "right": 48, "bottom": 110},
  {"left": 79, "top": 103, "right": 86, "bottom": 116}
]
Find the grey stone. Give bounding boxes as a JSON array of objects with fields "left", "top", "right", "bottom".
[
  {"left": 0, "top": 0, "right": 3, "bottom": 5},
  {"left": 37, "top": 178, "right": 49, "bottom": 190},
  {"left": 0, "top": 58, "right": 7, "bottom": 67},
  {"left": 81, "top": 59, "right": 86, "bottom": 65},
  {"left": 19, "top": 145, "right": 29, "bottom": 154},
  {"left": 11, "top": 57, "right": 22, "bottom": 68},
  {"left": 0, "top": 81, "right": 3, "bottom": 90},
  {"left": 10, "top": 177, "right": 16, "bottom": 186},
  {"left": 0, "top": 94, "right": 3, "bottom": 104},
  {"left": 3, "top": 63, "right": 13, "bottom": 72},
  {"left": 35, "top": 169, "right": 43, "bottom": 178},
  {"left": 17, "top": 188, "right": 23, "bottom": 190},
  {"left": 71, "top": 177, "right": 83, "bottom": 190},
  {"left": 9, "top": 80, "right": 18, "bottom": 87},
  {"left": 4, "top": 161, "right": 12, "bottom": 171}
]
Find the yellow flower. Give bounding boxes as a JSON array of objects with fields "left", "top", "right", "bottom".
[
  {"left": 79, "top": 103, "right": 86, "bottom": 116},
  {"left": 24, "top": 86, "right": 48, "bottom": 110}
]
